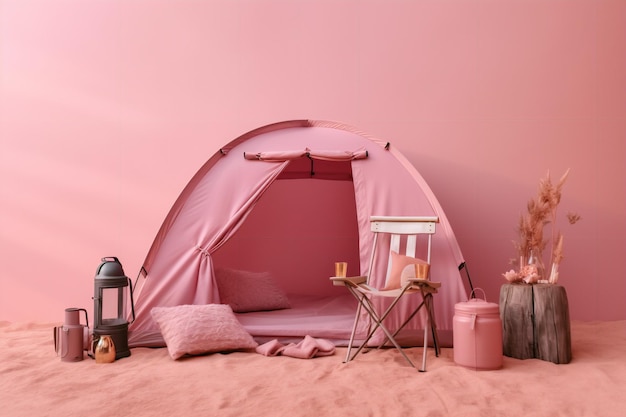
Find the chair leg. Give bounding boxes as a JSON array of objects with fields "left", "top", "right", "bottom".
[
  {"left": 420, "top": 314, "right": 429, "bottom": 372},
  {"left": 346, "top": 292, "right": 387, "bottom": 362},
  {"left": 376, "top": 293, "right": 440, "bottom": 370},
  {"left": 386, "top": 299, "right": 426, "bottom": 344},
  {"left": 425, "top": 294, "right": 440, "bottom": 356},
  {"left": 364, "top": 302, "right": 416, "bottom": 368},
  {"left": 344, "top": 299, "right": 364, "bottom": 363},
  {"left": 348, "top": 296, "right": 417, "bottom": 368},
  {"left": 346, "top": 299, "right": 385, "bottom": 362},
  {"left": 382, "top": 323, "right": 416, "bottom": 368},
  {"left": 344, "top": 288, "right": 439, "bottom": 370},
  {"left": 417, "top": 292, "right": 440, "bottom": 371}
]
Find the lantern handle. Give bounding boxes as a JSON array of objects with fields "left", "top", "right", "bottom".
[{"left": 128, "top": 277, "right": 136, "bottom": 323}]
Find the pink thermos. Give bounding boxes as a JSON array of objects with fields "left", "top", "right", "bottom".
[{"left": 54, "top": 308, "right": 89, "bottom": 362}]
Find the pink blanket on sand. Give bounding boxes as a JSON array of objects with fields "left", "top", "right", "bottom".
[{"left": 256, "top": 335, "right": 336, "bottom": 358}]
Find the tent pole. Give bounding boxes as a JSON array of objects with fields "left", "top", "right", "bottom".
[{"left": 458, "top": 262, "right": 475, "bottom": 298}]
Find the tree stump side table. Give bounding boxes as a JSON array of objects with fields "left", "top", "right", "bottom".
[{"left": 499, "top": 283, "right": 572, "bottom": 364}]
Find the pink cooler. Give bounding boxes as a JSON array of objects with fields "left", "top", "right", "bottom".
[{"left": 453, "top": 290, "right": 503, "bottom": 370}]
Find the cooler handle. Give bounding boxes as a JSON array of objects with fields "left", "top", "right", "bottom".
[{"left": 469, "top": 287, "right": 487, "bottom": 302}]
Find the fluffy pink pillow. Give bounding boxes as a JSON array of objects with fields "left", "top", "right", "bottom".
[
  {"left": 383, "top": 251, "right": 429, "bottom": 290},
  {"left": 215, "top": 268, "right": 291, "bottom": 313},
  {"left": 150, "top": 304, "right": 258, "bottom": 360}
]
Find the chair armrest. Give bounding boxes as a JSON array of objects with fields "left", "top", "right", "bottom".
[
  {"left": 330, "top": 276, "right": 367, "bottom": 287},
  {"left": 406, "top": 278, "right": 441, "bottom": 293}
]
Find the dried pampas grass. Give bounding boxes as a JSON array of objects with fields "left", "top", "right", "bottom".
[{"left": 504, "top": 169, "right": 580, "bottom": 284}]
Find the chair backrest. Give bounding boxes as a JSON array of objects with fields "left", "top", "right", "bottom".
[{"left": 368, "top": 216, "right": 438, "bottom": 286}]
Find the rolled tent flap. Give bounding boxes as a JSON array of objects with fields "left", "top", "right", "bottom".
[
  {"left": 244, "top": 150, "right": 306, "bottom": 161},
  {"left": 309, "top": 149, "right": 368, "bottom": 161},
  {"left": 243, "top": 148, "right": 368, "bottom": 162}
]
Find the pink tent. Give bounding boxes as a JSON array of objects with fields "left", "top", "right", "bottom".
[{"left": 128, "top": 120, "right": 468, "bottom": 348}]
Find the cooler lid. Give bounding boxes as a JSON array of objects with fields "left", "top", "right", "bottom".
[{"left": 455, "top": 297, "right": 500, "bottom": 315}]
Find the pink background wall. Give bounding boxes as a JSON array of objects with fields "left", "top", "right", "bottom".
[{"left": 1, "top": 0, "right": 625, "bottom": 323}]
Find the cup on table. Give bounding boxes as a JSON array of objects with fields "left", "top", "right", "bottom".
[
  {"left": 335, "top": 262, "right": 348, "bottom": 278},
  {"left": 415, "top": 263, "right": 430, "bottom": 279}
]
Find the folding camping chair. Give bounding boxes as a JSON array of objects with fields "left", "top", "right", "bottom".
[{"left": 331, "top": 216, "right": 441, "bottom": 371}]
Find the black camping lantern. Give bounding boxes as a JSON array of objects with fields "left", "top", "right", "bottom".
[{"left": 92, "top": 257, "right": 135, "bottom": 360}]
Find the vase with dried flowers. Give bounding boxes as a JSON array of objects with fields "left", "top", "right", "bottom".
[{"left": 502, "top": 169, "right": 581, "bottom": 284}]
